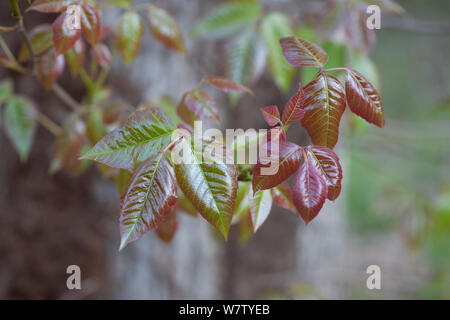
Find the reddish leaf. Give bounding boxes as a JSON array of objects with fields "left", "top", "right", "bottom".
[
  {"left": 64, "top": 38, "right": 85, "bottom": 76},
  {"left": 36, "top": 49, "right": 65, "bottom": 90},
  {"left": 261, "top": 105, "right": 280, "bottom": 127},
  {"left": 156, "top": 207, "right": 178, "bottom": 243},
  {"left": 173, "top": 137, "right": 237, "bottom": 239},
  {"left": 91, "top": 43, "right": 111, "bottom": 69},
  {"left": 301, "top": 73, "right": 346, "bottom": 149},
  {"left": 80, "top": 3, "right": 100, "bottom": 46},
  {"left": 249, "top": 187, "right": 272, "bottom": 231},
  {"left": 146, "top": 4, "right": 185, "bottom": 53},
  {"left": 52, "top": 12, "right": 81, "bottom": 54},
  {"left": 252, "top": 140, "right": 302, "bottom": 192},
  {"left": 281, "top": 84, "right": 305, "bottom": 126},
  {"left": 120, "top": 153, "right": 177, "bottom": 250},
  {"left": 202, "top": 76, "right": 253, "bottom": 95},
  {"left": 18, "top": 24, "right": 53, "bottom": 61},
  {"left": 177, "top": 89, "right": 220, "bottom": 126},
  {"left": 271, "top": 184, "right": 296, "bottom": 213},
  {"left": 280, "top": 37, "right": 328, "bottom": 68},
  {"left": 306, "top": 146, "right": 342, "bottom": 201},
  {"left": 292, "top": 155, "right": 327, "bottom": 223},
  {"left": 50, "top": 115, "right": 87, "bottom": 175},
  {"left": 115, "top": 11, "right": 143, "bottom": 65},
  {"left": 345, "top": 69, "right": 385, "bottom": 127},
  {"left": 28, "top": 0, "right": 74, "bottom": 13}
]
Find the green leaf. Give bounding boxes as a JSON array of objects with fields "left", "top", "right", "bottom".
[
  {"left": 191, "top": 0, "right": 261, "bottom": 39},
  {"left": 64, "top": 38, "right": 85, "bottom": 77},
  {"left": 120, "top": 153, "right": 177, "bottom": 250},
  {"left": 18, "top": 24, "right": 53, "bottom": 62},
  {"left": 87, "top": 106, "right": 107, "bottom": 145},
  {"left": 49, "top": 114, "right": 87, "bottom": 175},
  {"left": 81, "top": 107, "right": 176, "bottom": 170},
  {"left": 146, "top": 4, "right": 185, "bottom": 53},
  {"left": 249, "top": 187, "right": 272, "bottom": 231},
  {"left": 173, "top": 136, "right": 238, "bottom": 239},
  {"left": 0, "top": 80, "right": 13, "bottom": 104},
  {"left": 116, "top": 11, "right": 143, "bottom": 64},
  {"left": 260, "top": 12, "right": 296, "bottom": 92},
  {"left": 3, "top": 96, "right": 37, "bottom": 161}
]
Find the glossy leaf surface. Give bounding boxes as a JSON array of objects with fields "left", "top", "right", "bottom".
[
  {"left": 249, "top": 188, "right": 272, "bottom": 231},
  {"left": 80, "top": 3, "right": 101, "bottom": 46},
  {"left": 146, "top": 4, "right": 185, "bottom": 53},
  {"left": 281, "top": 84, "right": 305, "bottom": 126},
  {"left": 52, "top": 12, "right": 81, "bottom": 54},
  {"left": 280, "top": 37, "right": 328, "bottom": 68},
  {"left": 345, "top": 69, "right": 385, "bottom": 127},
  {"left": 261, "top": 105, "right": 280, "bottom": 127},
  {"left": 306, "top": 146, "right": 342, "bottom": 201},
  {"left": 292, "top": 156, "right": 327, "bottom": 223},
  {"left": 173, "top": 137, "right": 237, "bottom": 239},
  {"left": 36, "top": 50, "right": 65, "bottom": 90},
  {"left": 3, "top": 96, "right": 37, "bottom": 161},
  {"left": 301, "top": 73, "right": 346, "bottom": 149},
  {"left": 271, "top": 184, "right": 296, "bottom": 213},
  {"left": 252, "top": 140, "right": 302, "bottom": 192},
  {"left": 116, "top": 11, "right": 143, "bottom": 64},
  {"left": 120, "top": 153, "right": 177, "bottom": 250},
  {"left": 82, "top": 107, "right": 176, "bottom": 170}
]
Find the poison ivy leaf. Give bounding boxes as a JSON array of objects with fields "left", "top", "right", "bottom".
[
  {"left": 91, "top": 43, "right": 111, "bottom": 69},
  {"left": 116, "top": 11, "right": 143, "bottom": 64},
  {"left": 156, "top": 207, "right": 178, "bottom": 243},
  {"left": 306, "top": 146, "right": 342, "bottom": 201},
  {"left": 252, "top": 140, "right": 302, "bottom": 192},
  {"left": 81, "top": 107, "right": 176, "bottom": 169},
  {"left": 281, "top": 84, "right": 305, "bottom": 126},
  {"left": 280, "top": 36, "right": 328, "bottom": 68},
  {"left": 173, "top": 136, "right": 237, "bottom": 239},
  {"left": 155, "top": 95, "right": 181, "bottom": 125},
  {"left": 202, "top": 76, "right": 253, "bottom": 95},
  {"left": 120, "top": 153, "right": 177, "bottom": 250},
  {"left": 18, "top": 25, "right": 53, "bottom": 61},
  {"left": 191, "top": 0, "right": 261, "bottom": 39},
  {"left": 227, "top": 25, "right": 266, "bottom": 90},
  {"left": 80, "top": 3, "right": 101, "bottom": 46},
  {"left": 249, "top": 187, "right": 272, "bottom": 231},
  {"left": 261, "top": 105, "right": 280, "bottom": 127},
  {"left": 260, "top": 12, "right": 296, "bottom": 92},
  {"left": 177, "top": 89, "right": 219, "bottom": 126},
  {"left": 0, "top": 80, "right": 13, "bottom": 104},
  {"left": 50, "top": 114, "right": 87, "bottom": 175},
  {"left": 36, "top": 49, "right": 65, "bottom": 90},
  {"left": 52, "top": 12, "right": 81, "bottom": 54},
  {"left": 28, "top": 0, "right": 74, "bottom": 13},
  {"left": 64, "top": 38, "right": 85, "bottom": 76},
  {"left": 146, "top": 4, "right": 185, "bottom": 53},
  {"left": 301, "top": 73, "right": 346, "bottom": 149},
  {"left": 345, "top": 68, "right": 384, "bottom": 127},
  {"left": 3, "top": 96, "right": 37, "bottom": 161},
  {"left": 292, "top": 155, "right": 327, "bottom": 223},
  {"left": 271, "top": 184, "right": 296, "bottom": 213}
]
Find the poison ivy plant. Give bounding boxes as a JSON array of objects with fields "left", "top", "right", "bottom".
[{"left": 0, "top": 0, "right": 386, "bottom": 249}]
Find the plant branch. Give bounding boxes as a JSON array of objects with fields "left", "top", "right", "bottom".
[
  {"left": 36, "top": 111, "right": 63, "bottom": 136},
  {"left": 17, "top": 19, "right": 37, "bottom": 74},
  {"left": 52, "top": 83, "right": 83, "bottom": 112}
]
